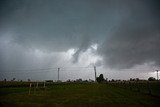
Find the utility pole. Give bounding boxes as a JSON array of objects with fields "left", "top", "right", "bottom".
[
  {"left": 58, "top": 68, "right": 60, "bottom": 81},
  {"left": 156, "top": 70, "right": 159, "bottom": 80},
  {"left": 94, "top": 66, "right": 97, "bottom": 82}
]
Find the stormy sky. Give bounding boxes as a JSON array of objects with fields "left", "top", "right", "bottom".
[{"left": 0, "top": 0, "right": 160, "bottom": 81}]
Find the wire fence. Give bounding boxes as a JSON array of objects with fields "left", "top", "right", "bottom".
[{"left": 108, "top": 81, "right": 160, "bottom": 97}]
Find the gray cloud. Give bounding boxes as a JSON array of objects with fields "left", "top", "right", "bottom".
[
  {"left": 0, "top": 0, "right": 160, "bottom": 80},
  {"left": 98, "top": 0, "right": 160, "bottom": 69}
]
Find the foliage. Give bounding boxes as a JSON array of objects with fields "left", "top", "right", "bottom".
[
  {"left": 96, "top": 74, "right": 104, "bottom": 83},
  {"left": 148, "top": 77, "right": 156, "bottom": 81}
]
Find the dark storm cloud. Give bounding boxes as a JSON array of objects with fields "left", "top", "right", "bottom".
[
  {"left": 0, "top": 0, "right": 120, "bottom": 63},
  {"left": 98, "top": 0, "right": 160, "bottom": 69},
  {"left": 0, "top": 0, "right": 93, "bottom": 51},
  {"left": 0, "top": 0, "right": 160, "bottom": 78},
  {"left": 0, "top": 0, "right": 110, "bottom": 74}
]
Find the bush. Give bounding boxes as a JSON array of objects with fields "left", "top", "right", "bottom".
[
  {"left": 148, "top": 77, "right": 156, "bottom": 81},
  {"left": 96, "top": 74, "right": 104, "bottom": 83}
]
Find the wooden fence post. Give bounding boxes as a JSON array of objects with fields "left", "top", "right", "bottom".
[
  {"left": 29, "top": 83, "right": 32, "bottom": 95},
  {"left": 36, "top": 82, "right": 38, "bottom": 88},
  {"left": 34, "top": 83, "right": 36, "bottom": 94},
  {"left": 44, "top": 82, "right": 45, "bottom": 88}
]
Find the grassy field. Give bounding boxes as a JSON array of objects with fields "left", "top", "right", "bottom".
[
  {"left": 108, "top": 81, "right": 160, "bottom": 97},
  {"left": 0, "top": 83, "right": 160, "bottom": 107}
]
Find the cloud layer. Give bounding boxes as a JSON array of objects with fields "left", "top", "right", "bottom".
[
  {"left": 97, "top": 0, "right": 160, "bottom": 69},
  {"left": 0, "top": 0, "right": 160, "bottom": 80}
]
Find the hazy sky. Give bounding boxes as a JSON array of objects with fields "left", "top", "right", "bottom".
[{"left": 0, "top": 0, "right": 160, "bottom": 81}]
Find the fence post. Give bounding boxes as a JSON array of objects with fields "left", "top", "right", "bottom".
[
  {"left": 44, "top": 82, "right": 46, "bottom": 91},
  {"left": 34, "top": 83, "right": 36, "bottom": 94},
  {"left": 44, "top": 82, "right": 45, "bottom": 88},
  {"left": 36, "top": 82, "right": 38, "bottom": 88},
  {"left": 28, "top": 83, "right": 32, "bottom": 95}
]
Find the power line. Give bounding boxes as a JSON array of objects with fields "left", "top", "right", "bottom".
[{"left": 0, "top": 66, "right": 94, "bottom": 73}]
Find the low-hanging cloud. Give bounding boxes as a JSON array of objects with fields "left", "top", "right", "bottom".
[
  {"left": 98, "top": 0, "right": 160, "bottom": 69},
  {"left": 0, "top": 0, "right": 160, "bottom": 80}
]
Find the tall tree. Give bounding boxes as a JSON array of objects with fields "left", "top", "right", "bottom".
[{"left": 96, "top": 74, "right": 104, "bottom": 83}]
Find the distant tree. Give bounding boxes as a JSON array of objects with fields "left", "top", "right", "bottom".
[
  {"left": 4, "top": 78, "right": 6, "bottom": 82},
  {"left": 83, "top": 80, "right": 88, "bottom": 82},
  {"left": 148, "top": 77, "right": 156, "bottom": 81},
  {"left": 89, "top": 79, "right": 94, "bottom": 82},
  {"left": 11, "top": 78, "right": 16, "bottom": 81},
  {"left": 57, "top": 80, "right": 62, "bottom": 82},
  {"left": 96, "top": 74, "right": 104, "bottom": 83},
  {"left": 136, "top": 78, "right": 139, "bottom": 81},
  {"left": 4, "top": 78, "right": 6, "bottom": 83},
  {"left": 117, "top": 79, "right": 121, "bottom": 82},
  {"left": 130, "top": 78, "right": 137, "bottom": 81},
  {"left": 28, "top": 79, "right": 31, "bottom": 82},
  {"left": 130, "top": 78, "right": 133, "bottom": 81},
  {"left": 105, "top": 78, "right": 108, "bottom": 82},
  {"left": 111, "top": 79, "right": 115, "bottom": 82},
  {"left": 66, "top": 79, "right": 71, "bottom": 82},
  {"left": 45, "top": 80, "right": 53, "bottom": 82},
  {"left": 76, "top": 78, "right": 82, "bottom": 82}
]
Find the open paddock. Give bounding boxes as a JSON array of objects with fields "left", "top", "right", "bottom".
[{"left": 0, "top": 82, "right": 160, "bottom": 107}]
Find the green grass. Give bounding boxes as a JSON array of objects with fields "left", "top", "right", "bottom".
[
  {"left": 0, "top": 83, "right": 160, "bottom": 107},
  {"left": 108, "top": 81, "right": 160, "bottom": 97}
]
